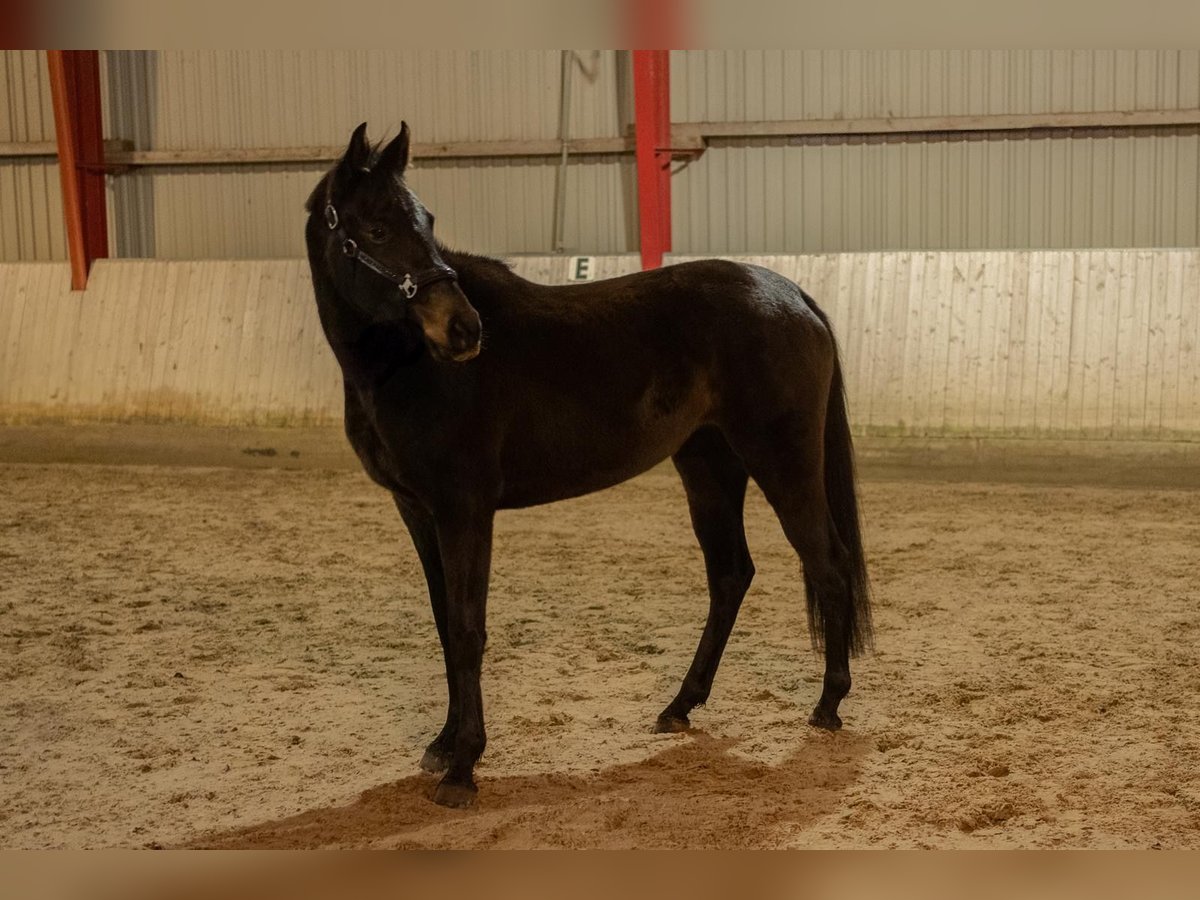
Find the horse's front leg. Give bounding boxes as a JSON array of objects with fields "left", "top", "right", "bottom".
[
  {"left": 430, "top": 502, "right": 494, "bottom": 808},
  {"left": 393, "top": 495, "right": 458, "bottom": 774}
]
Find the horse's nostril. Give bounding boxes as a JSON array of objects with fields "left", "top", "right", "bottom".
[{"left": 448, "top": 315, "right": 481, "bottom": 352}]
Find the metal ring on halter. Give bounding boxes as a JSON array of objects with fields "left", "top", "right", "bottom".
[
  {"left": 341, "top": 238, "right": 358, "bottom": 258},
  {"left": 325, "top": 204, "right": 339, "bottom": 230}
]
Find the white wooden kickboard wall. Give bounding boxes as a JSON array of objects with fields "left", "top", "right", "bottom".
[{"left": 1, "top": 250, "right": 1197, "bottom": 439}]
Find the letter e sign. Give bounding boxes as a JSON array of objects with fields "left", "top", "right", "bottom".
[{"left": 567, "top": 256, "right": 596, "bottom": 282}]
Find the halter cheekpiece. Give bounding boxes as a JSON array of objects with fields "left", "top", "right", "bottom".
[{"left": 325, "top": 203, "right": 456, "bottom": 301}]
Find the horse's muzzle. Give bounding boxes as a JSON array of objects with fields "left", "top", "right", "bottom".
[{"left": 445, "top": 313, "right": 482, "bottom": 361}]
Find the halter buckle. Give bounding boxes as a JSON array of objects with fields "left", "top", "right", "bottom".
[
  {"left": 399, "top": 274, "right": 418, "bottom": 299},
  {"left": 341, "top": 238, "right": 358, "bottom": 258},
  {"left": 324, "top": 204, "right": 339, "bottom": 230}
]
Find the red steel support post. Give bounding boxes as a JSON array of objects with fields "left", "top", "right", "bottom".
[
  {"left": 632, "top": 49, "right": 672, "bottom": 270},
  {"left": 653, "top": 48, "right": 671, "bottom": 257},
  {"left": 47, "top": 50, "right": 108, "bottom": 290}
]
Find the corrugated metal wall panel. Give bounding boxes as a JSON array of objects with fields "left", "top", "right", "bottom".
[
  {"left": 106, "top": 50, "right": 620, "bottom": 148},
  {"left": 8, "top": 51, "right": 1199, "bottom": 261},
  {"left": 673, "top": 50, "right": 1200, "bottom": 121},
  {"left": 674, "top": 131, "right": 1200, "bottom": 254},
  {"left": 102, "top": 50, "right": 634, "bottom": 259},
  {"left": 671, "top": 51, "right": 1200, "bottom": 254},
  {"left": 111, "top": 155, "right": 635, "bottom": 259},
  {"left": 0, "top": 51, "right": 68, "bottom": 261}
]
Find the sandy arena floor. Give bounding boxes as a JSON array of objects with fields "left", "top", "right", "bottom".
[{"left": 1, "top": 453, "right": 1199, "bottom": 848}]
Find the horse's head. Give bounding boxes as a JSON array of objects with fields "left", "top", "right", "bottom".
[{"left": 307, "top": 122, "right": 482, "bottom": 362}]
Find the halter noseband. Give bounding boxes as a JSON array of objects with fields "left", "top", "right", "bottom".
[{"left": 325, "top": 203, "right": 457, "bottom": 300}]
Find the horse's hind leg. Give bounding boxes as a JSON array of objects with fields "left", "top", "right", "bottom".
[
  {"left": 656, "top": 428, "right": 755, "bottom": 733},
  {"left": 730, "top": 426, "right": 855, "bottom": 730},
  {"left": 394, "top": 496, "right": 457, "bottom": 773}
]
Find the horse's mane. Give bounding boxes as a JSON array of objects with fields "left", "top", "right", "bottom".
[
  {"left": 438, "top": 245, "right": 534, "bottom": 302},
  {"left": 439, "top": 245, "right": 514, "bottom": 277}
]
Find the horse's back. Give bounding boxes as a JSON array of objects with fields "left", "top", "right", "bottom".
[{"left": 515, "top": 259, "right": 831, "bottom": 355}]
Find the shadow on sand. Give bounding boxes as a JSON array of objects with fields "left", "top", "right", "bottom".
[{"left": 185, "top": 729, "right": 870, "bottom": 849}]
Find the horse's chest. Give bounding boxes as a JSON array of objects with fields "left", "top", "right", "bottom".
[
  {"left": 345, "top": 417, "right": 402, "bottom": 490},
  {"left": 343, "top": 388, "right": 417, "bottom": 495}
]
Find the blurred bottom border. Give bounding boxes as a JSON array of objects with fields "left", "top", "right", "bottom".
[{"left": 2, "top": 850, "right": 1199, "bottom": 900}]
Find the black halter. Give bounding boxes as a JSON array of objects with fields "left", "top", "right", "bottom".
[{"left": 325, "top": 203, "right": 457, "bottom": 300}]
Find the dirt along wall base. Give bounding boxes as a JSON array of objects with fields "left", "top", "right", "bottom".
[{"left": 2, "top": 423, "right": 1197, "bottom": 489}]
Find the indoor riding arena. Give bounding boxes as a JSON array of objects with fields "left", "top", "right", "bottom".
[{"left": 2, "top": 50, "right": 1199, "bottom": 850}]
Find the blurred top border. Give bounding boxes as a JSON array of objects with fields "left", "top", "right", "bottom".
[{"left": 9, "top": 0, "right": 1200, "bottom": 50}]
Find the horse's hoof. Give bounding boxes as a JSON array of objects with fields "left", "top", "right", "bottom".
[
  {"left": 419, "top": 747, "right": 449, "bottom": 774},
  {"left": 433, "top": 778, "right": 478, "bottom": 809},
  {"left": 808, "top": 708, "right": 843, "bottom": 731},
  {"left": 654, "top": 714, "right": 691, "bottom": 734}
]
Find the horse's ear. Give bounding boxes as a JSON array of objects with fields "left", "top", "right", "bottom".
[
  {"left": 376, "top": 121, "right": 411, "bottom": 177},
  {"left": 341, "top": 122, "right": 371, "bottom": 172}
]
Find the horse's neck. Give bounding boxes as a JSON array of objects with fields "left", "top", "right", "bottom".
[{"left": 314, "top": 288, "right": 423, "bottom": 387}]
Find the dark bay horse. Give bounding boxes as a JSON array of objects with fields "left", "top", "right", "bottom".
[{"left": 305, "top": 122, "right": 872, "bottom": 808}]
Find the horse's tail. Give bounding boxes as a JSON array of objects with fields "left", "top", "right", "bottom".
[{"left": 801, "top": 294, "right": 873, "bottom": 656}]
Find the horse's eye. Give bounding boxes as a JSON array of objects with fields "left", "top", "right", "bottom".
[{"left": 367, "top": 225, "right": 389, "bottom": 244}]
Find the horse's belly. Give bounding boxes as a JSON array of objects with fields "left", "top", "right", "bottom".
[
  {"left": 498, "top": 460, "right": 659, "bottom": 508},
  {"left": 497, "top": 420, "right": 695, "bottom": 508},
  {"left": 497, "top": 367, "right": 713, "bottom": 508}
]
